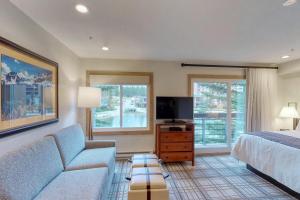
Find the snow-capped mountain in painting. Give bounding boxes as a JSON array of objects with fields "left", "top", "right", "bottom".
[{"left": 1, "top": 55, "right": 52, "bottom": 87}]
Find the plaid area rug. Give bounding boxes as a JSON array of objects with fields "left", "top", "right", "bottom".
[{"left": 108, "top": 155, "right": 295, "bottom": 200}]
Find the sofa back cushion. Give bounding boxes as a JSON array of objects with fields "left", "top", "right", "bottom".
[
  {"left": 51, "top": 124, "right": 85, "bottom": 167},
  {"left": 0, "top": 136, "right": 63, "bottom": 200}
]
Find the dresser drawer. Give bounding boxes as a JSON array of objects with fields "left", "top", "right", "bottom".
[
  {"left": 160, "top": 152, "right": 193, "bottom": 162},
  {"left": 160, "top": 142, "right": 193, "bottom": 152},
  {"left": 160, "top": 132, "right": 193, "bottom": 142}
]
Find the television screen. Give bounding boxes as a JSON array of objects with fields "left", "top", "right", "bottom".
[{"left": 156, "top": 97, "right": 194, "bottom": 120}]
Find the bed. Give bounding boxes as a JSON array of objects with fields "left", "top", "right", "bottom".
[{"left": 231, "top": 129, "right": 300, "bottom": 198}]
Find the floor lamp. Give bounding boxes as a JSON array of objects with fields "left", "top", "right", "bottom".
[{"left": 77, "top": 87, "right": 101, "bottom": 140}]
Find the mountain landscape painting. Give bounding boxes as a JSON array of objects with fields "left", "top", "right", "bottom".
[
  {"left": 0, "top": 37, "right": 58, "bottom": 137},
  {"left": 1, "top": 54, "right": 53, "bottom": 121}
]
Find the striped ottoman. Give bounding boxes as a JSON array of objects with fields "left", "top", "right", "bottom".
[
  {"left": 131, "top": 154, "right": 160, "bottom": 168},
  {"left": 128, "top": 167, "right": 169, "bottom": 200}
]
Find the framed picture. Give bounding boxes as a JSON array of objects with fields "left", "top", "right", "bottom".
[{"left": 0, "top": 37, "right": 58, "bottom": 138}]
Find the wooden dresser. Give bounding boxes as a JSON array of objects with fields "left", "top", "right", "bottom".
[{"left": 156, "top": 123, "right": 195, "bottom": 166}]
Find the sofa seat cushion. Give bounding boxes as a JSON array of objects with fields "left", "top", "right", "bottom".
[
  {"left": 66, "top": 147, "right": 116, "bottom": 174},
  {"left": 34, "top": 168, "right": 108, "bottom": 200},
  {"left": 0, "top": 137, "right": 63, "bottom": 200}
]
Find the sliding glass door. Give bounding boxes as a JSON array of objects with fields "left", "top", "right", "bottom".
[
  {"left": 231, "top": 80, "right": 247, "bottom": 143},
  {"left": 192, "top": 79, "right": 246, "bottom": 148}
]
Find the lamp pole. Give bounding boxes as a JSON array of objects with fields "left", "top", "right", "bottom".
[
  {"left": 78, "top": 87, "right": 101, "bottom": 140},
  {"left": 87, "top": 108, "right": 93, "bottom": 140}
]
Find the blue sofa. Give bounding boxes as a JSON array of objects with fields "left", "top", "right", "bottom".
[{"left": 0, "top": 124, "right": 116, "bottom": 200}]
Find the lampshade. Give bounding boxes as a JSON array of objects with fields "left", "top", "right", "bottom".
[
  {"left": 279, "top": 106, "right": 299, "bottom": 118},
  {"left": 77, "top": 87, "right": 101, "bottom": 108}
]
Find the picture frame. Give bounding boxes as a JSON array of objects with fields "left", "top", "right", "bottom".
[{"left": 0, "top": 36, "right": 59, "bottom": 138}]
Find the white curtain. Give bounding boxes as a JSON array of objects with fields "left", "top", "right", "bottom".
[{"left": 246, "top": 68, "right": 278, "bottom": 132}]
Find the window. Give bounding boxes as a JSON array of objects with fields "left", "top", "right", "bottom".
[
  {"left": 193, "top": 82, "right": 228, "bottom": 145},
  {"left": 231, "top": 80, "right": 247, "bottom": 143},
  {"left": 189, "top": 75, "right": 246, "bottom": 148},
  {"left": 87, "top": 71, "right": 153, "bottom": 134},
  {"left": 94, "top": 85, "right": 120, "bottom": 128},
  {"left": 122, "top": 85, "right": 148, "bottom": 128},
  {"left": 93, "top": 84, "right": 148, "bottom": 129}
]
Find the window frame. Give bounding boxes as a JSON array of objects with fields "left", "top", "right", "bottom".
[{"left": 86, "top": 71, "right": 154, "bottom": 135}]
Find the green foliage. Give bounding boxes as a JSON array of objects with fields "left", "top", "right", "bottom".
[{"left": 123, "top": 85, "right": 147, "bottom": 97}]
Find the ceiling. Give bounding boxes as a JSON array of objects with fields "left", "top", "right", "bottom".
[{"left": 9, "top": 0, "right": 300, "bottom": 64}]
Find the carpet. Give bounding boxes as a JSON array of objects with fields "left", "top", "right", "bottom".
[{"left": 108, "top": 155, "right": 295, "bottom": 200}]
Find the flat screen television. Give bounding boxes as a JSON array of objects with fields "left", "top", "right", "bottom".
[{"left": 156, "top": 96, "right": 194, "bottom": 122}]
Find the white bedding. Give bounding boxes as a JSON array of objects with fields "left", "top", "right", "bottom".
[{"left": 231, "top": 130, "right": 300, "bottom": 193}]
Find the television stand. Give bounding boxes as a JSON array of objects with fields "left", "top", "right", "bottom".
[
  {"left": 164, "top": 119, "right": 186, "bottom": 124},
  {"left": 155, "top": 122, "right": 195, "bottom": 166},
  {"left": 169, "top": 127, "right": 183, "bottom": 131}
]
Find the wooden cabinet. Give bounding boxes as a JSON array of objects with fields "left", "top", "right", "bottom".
[{"left": 156, "top": 123, "right": 195, "bottom": 166}]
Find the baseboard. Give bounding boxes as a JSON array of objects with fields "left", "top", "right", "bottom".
[
  {"left": 117, "top": 151, "right": 229, "bottom": 158},
  {"left": 195, "top": 146, "right": 231, "bottom": 155},
  {"left": 116, "top": 150, "right": 153, "bottom": 159},
  {"left": 196, "top": 152, "right": 230, "bottom": 156},
  {"left": 246, "top": 164, "right": 300, "bottom": 199}
]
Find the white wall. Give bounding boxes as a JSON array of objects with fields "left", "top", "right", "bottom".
[
  {"left": 79, "top": 58, "right": 245, "bottom": 153},
  {"left": 277, "top": 59, "right": 300, "bottom": 129},
  {"left": 1, "top": 0, "right": 292, "bottom": 155},
  {"left": 0, "top": 1, "right": 80, "bottom": 156}
]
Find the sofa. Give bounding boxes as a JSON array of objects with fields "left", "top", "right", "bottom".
[{"left": 0, "top": 124, "right": 116, "bottom": 200}]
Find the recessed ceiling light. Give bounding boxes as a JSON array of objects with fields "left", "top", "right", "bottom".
[
  {"left": 75, "top": 4, "right": 89, "bottom": 13},
  {"left": 283, "top": 0, "right": 297, "bottom": 6},
  {"left": 281, "top": 55, "right": 290, "bottom": 59},
  {"left": 102, "top": 46, "right": 109, "bottom": 51}
]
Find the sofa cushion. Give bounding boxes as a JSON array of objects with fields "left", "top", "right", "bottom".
[
  {"left": 34, "top": 168, "right": 108, "bottom": 200},
  {"left": 65, "top": 147, "right": 116, "bottom": 174},
  {"left": 0, "top": 137, "right": 63, "bottom": 200},
  {"left": 51, "top": 124, "right": 85, "bottom": 167}
]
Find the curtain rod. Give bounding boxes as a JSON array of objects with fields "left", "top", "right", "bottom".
[{"left": 181, "top": 63, "right": 278, "bottom": 69}]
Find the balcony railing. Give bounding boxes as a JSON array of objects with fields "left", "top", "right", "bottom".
[{"left": 194, "top": 113, "right": 245, "bottom": 145}]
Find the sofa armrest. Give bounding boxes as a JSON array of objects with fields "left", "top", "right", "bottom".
[{"left": 85, "top": 140, "right": 116, "bottom": 149}]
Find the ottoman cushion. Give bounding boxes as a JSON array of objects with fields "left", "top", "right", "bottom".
[
  {"left": 132, "top": 159, "right": 160, "bottom": 168},
  {"left": 130, "top": 167, "right": 166, "bottom": 190}
]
